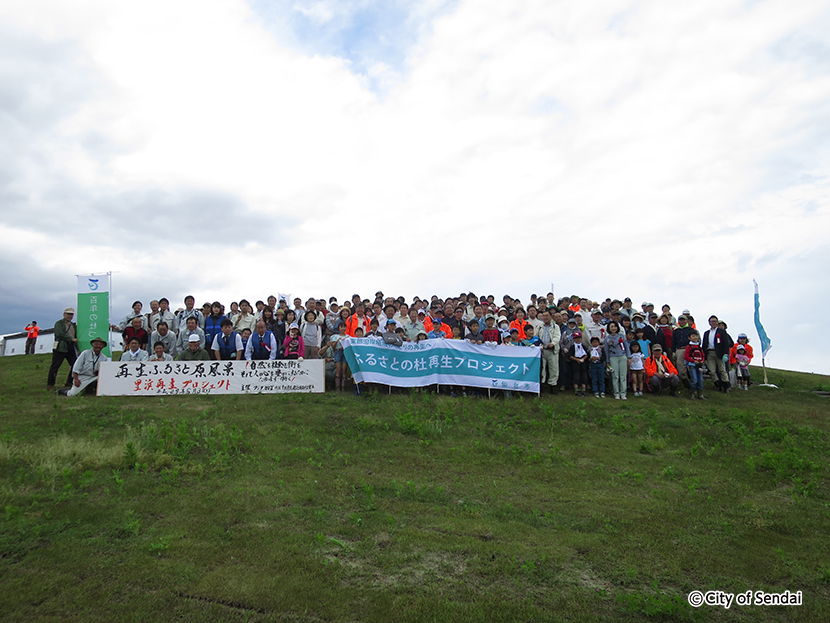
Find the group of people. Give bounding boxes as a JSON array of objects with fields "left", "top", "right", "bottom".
[{"left": 45, "top": 292, "right": 754, "bottom": 399}]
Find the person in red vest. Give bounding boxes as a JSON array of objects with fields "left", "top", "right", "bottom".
[
  {"left": 345, "top": 303, "right": 371, "bottom": 337},
  {"left": 25, "top": 321, "right": 39, "bottom": 355}
]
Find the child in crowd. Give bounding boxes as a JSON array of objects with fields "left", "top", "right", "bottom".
[
  {"left": 482, "top": 315, "right": 501, "bottom": 345},
  {"left": 451, "top": 325, "right": 463, "bottom": 340},
  {"left": 240, "top": 328, "right": 252, "bottom": 351},
  {"left": 683, "top": 330, "right": 706, "bottom": 400},
  {"left": 729, "top": 333, "right": 753, "bottom": 390},
  {"left": 415, "top": 330, "right": 428, "bottom": 343},
  {"left": 735, "top": 345, "right": 751, "bottom": 390},
  {"left": 628, "top": 341, "right": 645, "bottom": 396},
  {"left": 351, "top": 327, "right": 365, "bottom": 395},
  {"left": 283, "top": 323, "right": 304, "bottom": 359},
  {"left": 501, "top": 333, "right": 516, "bottom": 399},
  {"left": 273, "top": 309, "right": 287, "bottom": 351},
  {"left": 326, "top": 322, "right": 349, "bottom": 392},
  {"left": 428, "top": 320, "right": 446, "bottom": 339},
  {"left": 589, "top": 336, "right": 606, "bottom": 398},
  {"left": 635, "top": 327, "right": 651, "bottom": 361},
  {"left": 520, "top": 325, "right": 541, "bottom": 347},
  {"left": 368, "top": 318, "right": 381, "bottom": 337},
  {"left": 466, "top": 319, "right": 484, "bottom": 344},
  {"left": 302, "top": 310, "right": 322, "bottom": 359},
  {"left": 567, "top": 330, "right": 589, "bottom": 396}
]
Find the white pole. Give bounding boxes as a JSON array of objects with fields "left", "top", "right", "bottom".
[{"left": 758, "top": 357, "right": 778, "bottom": 388}]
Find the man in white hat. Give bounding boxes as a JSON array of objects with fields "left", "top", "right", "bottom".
[
  {"left": 176, "top": 316, "right": 206, "bottom": 353},
  {"left": 60, "top": 336, "right": 110, "bottom": 397},
  {"left": 47, "top": 307, "right": 78, "bottom": 391},
  {"left": 177, "top": 333, "right": 211, "bottom": 361}
]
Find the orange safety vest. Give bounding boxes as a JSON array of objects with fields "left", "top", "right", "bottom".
[
  {"left": 509, "top": 319, "right": 528, "bottom": 340},
  {"left": 644, "top": 354, "right": 678, "bottom": 380},
  {"left": 345, "top": 314, "right": 371, "bottom": 337},
  {"left": 729, "top": 343, "right": 753, "bottom": 365},
  {"left": 25, "top": 324, "right": 39, "bottom": 339},
  {"left": 423, "top": 316, "right": 452, "bottom": 337}
]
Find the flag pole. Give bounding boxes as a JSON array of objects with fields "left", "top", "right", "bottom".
[{"left": 753, "top": 280, "right": 777, "bottom": 388}]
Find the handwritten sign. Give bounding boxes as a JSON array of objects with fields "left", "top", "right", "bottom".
[{"left": 96, "top": 359, "right": 324, "bottom": 396}]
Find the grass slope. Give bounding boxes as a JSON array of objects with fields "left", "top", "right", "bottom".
[{"left": 1, "top": 354, "right": 829, "bottom": 622}]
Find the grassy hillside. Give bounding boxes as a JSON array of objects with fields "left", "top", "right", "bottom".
[{"left": 1, "top": 354, "right": 828, "bottom": 622}]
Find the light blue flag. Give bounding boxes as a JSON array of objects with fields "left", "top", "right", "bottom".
[{"left": 753, "top": 280, "right": 772, "bottom": 358}]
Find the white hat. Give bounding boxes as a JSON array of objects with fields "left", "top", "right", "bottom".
[
  {"left": 188, "top": 334, "right": 200, "bottom": 343},
  {"left": 64, "top": 307, "right": 75, "bottom": 314}
]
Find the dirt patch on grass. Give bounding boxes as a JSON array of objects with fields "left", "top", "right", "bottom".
[
  {"left": 331, "top": 545, "right": 469, "bottom": 590},
  {"left": 559, "top": 560, "right": 615, "bottom": 593}
]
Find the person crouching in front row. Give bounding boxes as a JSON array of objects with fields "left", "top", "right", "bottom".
[
  {"left": 645, "top": 344, "right": 680, "bottom": 396},
  {"left": 58, "top": 336, "right": 109, "bottom": 397}
]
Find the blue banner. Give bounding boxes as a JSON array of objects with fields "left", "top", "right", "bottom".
[
  {"left": 342, "top": 337, "right": 542, "bottom": 392},
  {"left": 753, "top": 280, "right": 772, "bottom": 358}
]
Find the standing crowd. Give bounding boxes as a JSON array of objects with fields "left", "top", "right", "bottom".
[{"left": 46, "top": 291, "right": 754, "bottom": 399}]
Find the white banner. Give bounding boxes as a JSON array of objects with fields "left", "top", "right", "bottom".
[
  {"left": 97, "top": 359, "right": 325, "bottom": 396},
  {"left": 77, "top": 274, "right": 110, "bottom": 294}
]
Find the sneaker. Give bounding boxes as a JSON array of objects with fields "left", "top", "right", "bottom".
[
  {"left": 601, "top": 392, "right": 606, "bottom": 398},
  {"left": 594, "top": 393, "right": 600, "bottom": 398},
  {"left": 615, "top": 395, "right": 620, "bottom": 400},
  {"left": 621, "top": 394, "right": 627, "bottom": 400}
]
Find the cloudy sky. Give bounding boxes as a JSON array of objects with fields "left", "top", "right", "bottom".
[{"left": 1, "top": 0, "right": 828, "bottom": 374}]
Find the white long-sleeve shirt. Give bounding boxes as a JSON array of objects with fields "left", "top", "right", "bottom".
[{"left": 72, "top": 349, "right": 110, "bottom": 379}]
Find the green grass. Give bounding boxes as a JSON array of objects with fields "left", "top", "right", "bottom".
[{"left": 1, "top": 354, "right": 829, "bottom": 621}]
